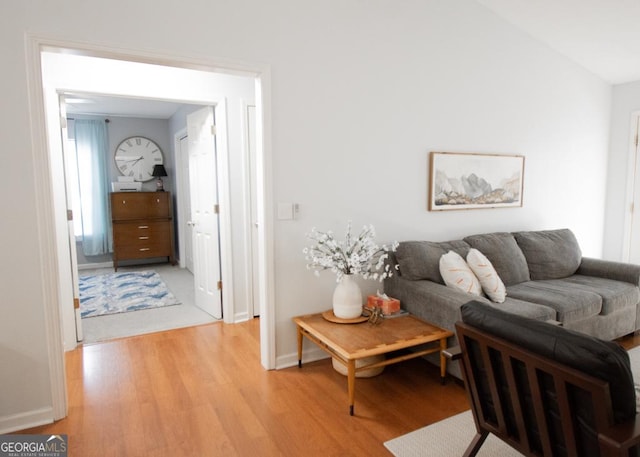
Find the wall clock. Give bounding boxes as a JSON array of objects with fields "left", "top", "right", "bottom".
[{"left": 114, "top": 136, "right": 164, "bottom": 182}]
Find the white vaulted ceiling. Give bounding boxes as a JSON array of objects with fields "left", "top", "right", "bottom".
[{"left": 476, "top": 0, "right": 640, "bottom": 84}]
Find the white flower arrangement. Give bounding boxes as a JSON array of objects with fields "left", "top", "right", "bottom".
[{"left": 303, "top": 223, "right": 399, "bottom": 282}]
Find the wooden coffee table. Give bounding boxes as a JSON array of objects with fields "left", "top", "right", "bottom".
[{"left": 293, "top": 311, "right": 454, "bottom": 415}]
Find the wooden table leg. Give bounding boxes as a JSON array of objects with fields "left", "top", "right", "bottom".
[
  {"left": 440, "top": 338, "right": 447, "bottom": 384},
  {"left": 440, "top": 337, "right": 448, "bottom": 385},
  {"left": 347, "top": 359, "right": 356, "bottom": 416},
  {"left": 297, "top": 326, "right": 303, "bottom": 368}
]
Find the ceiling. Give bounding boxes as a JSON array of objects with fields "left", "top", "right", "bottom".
[
  {"left": 476, "top": 0, "right": 640, "bottom": 84},
  {"left": 64, "top": 0, "right": 640, "bottom": 119},
  {"left": 64, "top": 94, "right": 197, "bottom": 119}
]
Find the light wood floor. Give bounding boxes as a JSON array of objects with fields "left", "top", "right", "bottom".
[{"left": 24, "top": 318, "right": 471, "bottom": 456}]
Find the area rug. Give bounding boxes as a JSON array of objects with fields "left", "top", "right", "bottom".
[
  {"left": 629, "top": 344, "right": 640, "bottom": 385},
  {"left": 79, "top": 270, "right": 180, "bottom": 318},
  {"left": 384, "top": 410, "right": 523, "bottom": 457},
  {"left": 385, "top": 345, "right": 640, "bottom": 457}
]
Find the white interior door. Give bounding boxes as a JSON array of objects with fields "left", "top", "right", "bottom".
[
  {"left": 188, "top": 106, "right": 222, "bottom": 319},
  {"left": 178, "top": 135, "right": 194, "bottom": 273},
  {"left": 60, "top": 106, "right": 83, "bottom": 341},
  {"left": 66, "top": 190, "right": 83, "bottom": 343},
  {"left": 629, "top": 116, "right": 640, "bottom": 263},
  {"left": 247, "top": 105, "right": 260, "bottom": 317}
]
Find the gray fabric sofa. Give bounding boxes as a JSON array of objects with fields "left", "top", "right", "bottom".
[{"left": 383, "top": 228, "right": 640, "bottom": 379}]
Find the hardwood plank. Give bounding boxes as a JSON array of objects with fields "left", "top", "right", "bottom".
[{"left": 21, "top": 319, "right": 469, "bottom": 455}]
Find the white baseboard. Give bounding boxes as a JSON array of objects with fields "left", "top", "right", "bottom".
[
  {"left": 78, "top": 262, "right": 112, "bottom": 270},
  {"left": 0, "top": 407, "right": 54, "bottom": 434},
  {"left": 276, "top": 346, "right": 329, "bottom": 369},
  {"left": 233, "top": 311, "right": 251, "bottom": 323}
]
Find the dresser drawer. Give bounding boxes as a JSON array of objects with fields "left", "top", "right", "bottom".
[
  {"left": 111, "top": 192, "right": 170, "bottom": 220},
  {"left": 110, "top": 191, "right": 174, "bottom": 270},
  {"left": 115, "top": 242, "right": 172, "bottom": 260},
  {"left": 113, "top": 221, "right": 171, "bottom": 260},
  {"left": 113, "top": 221, "right": 171, "bottom": 247}
]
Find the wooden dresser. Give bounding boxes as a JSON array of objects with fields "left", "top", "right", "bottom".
[{"left": 110, "top": 192, "right": 175, "bottom": 271}]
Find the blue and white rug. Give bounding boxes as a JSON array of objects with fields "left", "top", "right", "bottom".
[{"left": 79, "top": 270, "right": 181, "bottom": 318}]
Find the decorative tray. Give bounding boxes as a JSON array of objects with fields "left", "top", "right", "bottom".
[{"left": 322, "top": 310, "right": 368, "bottom": 324}]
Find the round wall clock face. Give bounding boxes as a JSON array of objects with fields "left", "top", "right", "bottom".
[{"left": 114, "top": 136, "right": 164, "bottom": 182}]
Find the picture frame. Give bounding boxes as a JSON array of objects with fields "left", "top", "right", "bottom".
[{"left": 428, "top": 151, "right": 525, "bottom": 211}]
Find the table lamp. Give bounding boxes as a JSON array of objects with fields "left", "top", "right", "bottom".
[{"left": 152, "top": 164, "right": 168, "bottom": 192}]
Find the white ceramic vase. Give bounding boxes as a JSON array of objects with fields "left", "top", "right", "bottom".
[{"left": 332, "top": 274, "right": 363, "bottom": 319}]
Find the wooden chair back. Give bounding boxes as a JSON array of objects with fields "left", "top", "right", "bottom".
[{"left": 455, "top": 320, "right": 640, "bottom": 457}]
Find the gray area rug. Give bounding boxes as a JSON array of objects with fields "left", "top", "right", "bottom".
[
  {"left": 385, "top": 345, "right": 640, "bottom": 457},
  {"left": 81, "top": 302, "right": 217, "bottom": 343}
]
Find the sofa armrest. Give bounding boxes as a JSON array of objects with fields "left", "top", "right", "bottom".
[{"left": 577, "top": 257, "right": 640, "bottom": 286}]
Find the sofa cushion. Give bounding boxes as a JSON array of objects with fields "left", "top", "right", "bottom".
[
  {"left": 460, "top": 300, "right": 636, "bottom": 425},
  {"left": 463, "top": 232, "right": 530, "bottom": 286},
  {"left": 513, "top": 229, "right": 582, "bottom": 280},
  {"left": 506, "top": 280, "right": 602, "bottom": 323},
  {"left": 394, "top": 240, "right": 470, "bottom": 283},
  {"left": 489, "top": 297, "right": 556, "bottom": 321},
  {"left": 439, "top": 250, "right": 482, "bottom": 295},
  {"left": 554, "top": 275, "right": 640, "bottom": 315},
  {"left": 466, "top": 248, "right": 506, "bottom": 303}
]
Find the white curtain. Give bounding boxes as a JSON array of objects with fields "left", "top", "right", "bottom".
[{"left": 74, "top": 119, "right": 112, "bottom": 256}]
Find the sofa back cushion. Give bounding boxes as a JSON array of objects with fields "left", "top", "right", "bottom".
[
  {"left": 394, "top": 240, "right": 470, "bottom": 283},
  {"left": 463, "top": 232, "right": 530, "bottom": 286},
  {"left": 514, "top": 229, "right": 582, "bottom": 280}
]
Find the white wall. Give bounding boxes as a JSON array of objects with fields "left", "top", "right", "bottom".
[
  {"left": 107, "top": 117, "right": 174, "bottom": 192},
  {"left": 0, "top": 0, "right": 612, "bottom": 431},
  {"left": 604, "top": 80, "right": 640, "bottom": 259},
  {"left": 70, "top": 115, "right": 173, "bottom": 192}
]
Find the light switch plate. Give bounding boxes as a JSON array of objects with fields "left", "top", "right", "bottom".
[{"left": 277, "top": 202, "right": 294, "bottom": 220}]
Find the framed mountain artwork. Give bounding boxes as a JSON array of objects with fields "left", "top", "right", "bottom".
[{"left": 428, "top": 152, "right": 525, "bottom": 211}]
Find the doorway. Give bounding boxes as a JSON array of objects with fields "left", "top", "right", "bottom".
[
  {"left": 626, "top": 113, "right": 640, "bottom": 262},
  {"left": 42, "top": 50, "right": 260, "bottom": 341},
  {"left": 60, "top": 97, "right": 225, "bottom": 343},
  {"left": 28, "top": 37, "right": 275, "bottom": 421}
]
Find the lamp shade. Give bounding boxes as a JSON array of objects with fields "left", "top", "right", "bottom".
[{"left": 152, "top": 164, "right": 168, "bottom": 177}]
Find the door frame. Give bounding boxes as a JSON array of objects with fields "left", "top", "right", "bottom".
[
  {"left": 174, "top": 128, "right": 192, "bottom": 271},
  {"left": 244, "top": 101, "right": 260, "bottom": 317},
  {"left": 25, "top": 35, "right": 276, "bottom": 421},
  {"left": 58, "top": 106, "right": 83, "bottom": 342},
  {"left": 623, "top": 111, "right": 640, "bottom": 262}
]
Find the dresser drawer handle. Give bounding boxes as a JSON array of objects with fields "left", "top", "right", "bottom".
[
  {"left": 139, "top": 248, "right": 151, "bottom": 252},
  {"left": 139, "top": 236, "right": 150, "bottom": 240},
  {"left": 138, "top": 225, "right": 149, "bottom": 229}
]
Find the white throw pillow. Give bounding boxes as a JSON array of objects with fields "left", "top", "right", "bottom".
[
  {"left": 439, "top": 251, "right": 482, "bottom": 296},
  {"left": 466, "top": 248, "right": 507, "bottom": 303}
]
